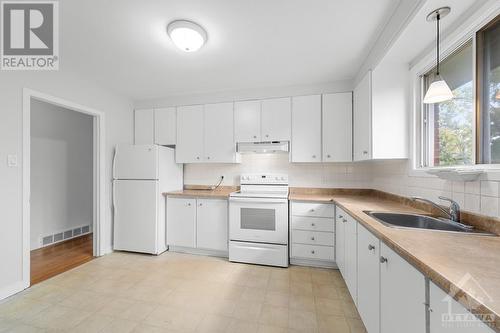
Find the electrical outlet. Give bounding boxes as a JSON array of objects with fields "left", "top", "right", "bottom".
[{"left": 7, "top": 154, "right": 18, "bottom": 167}]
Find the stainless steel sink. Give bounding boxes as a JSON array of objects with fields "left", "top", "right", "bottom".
[{"left": 364, "top": 211, "right": 496, "bottom": 236}]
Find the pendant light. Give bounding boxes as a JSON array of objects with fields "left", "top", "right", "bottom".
[{"left": 423, "top": 7, "right": 454, "bottom": 104}]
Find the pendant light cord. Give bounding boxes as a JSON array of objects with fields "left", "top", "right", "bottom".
[{"left": 436, "top": 13, "right": 440, "bottom": 76}]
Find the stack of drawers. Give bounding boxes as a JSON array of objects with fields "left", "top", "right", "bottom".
[{"left": 290, "top": 202, "right": 335, "bottom": 265}]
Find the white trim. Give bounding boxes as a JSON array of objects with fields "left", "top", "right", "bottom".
[
  {"left": 168, "top": 246, "right": 229, "bottom": 258},
  {"left": 409, "top": 1, "right": 500, "bottom": 178},
  {"left": 0, "top": 281, "right": 25, "bottom": 302},
  {"left": 22, "top": 88, "right": 106, "bottom": 292},
  {"left": 290, "top": 258, "right": 337, "bottom": 269}
]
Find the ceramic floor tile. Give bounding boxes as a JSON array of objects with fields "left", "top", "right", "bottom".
[
  {"left": 195, "top": 314, "right": 232, "bottom": 333},
  {"left": 264, "top": 291, "right": 289, "bottom": 307},
  {"left": 317, "top": 314, "right": 350, "bottom": 333},
  {"left": 288, "top": 309, "right": 317, "bottom": 332},
  {"left": 258, "top": 305, "right": 289, "bottom": 328},
  {"left": 315, "top": 297, "right": 344, "bottom": 316},
  {"left": 225, "top": 319, "right": 259, "bottom": 333}
]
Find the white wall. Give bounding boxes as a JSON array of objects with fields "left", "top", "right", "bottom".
[
  {"left": 0, "top": 70, "right": 133, "bottom": 300},
  {"left": 30, "top": 100, "right": 93, "bottom": 250},
  {"left": 184, "top": 154, "right": 372, "bottom": 189}
]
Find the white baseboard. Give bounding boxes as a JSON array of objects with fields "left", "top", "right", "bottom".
[
  {"left": 290, "top": 258, "right": 338, "bottom": 269},
  {"left": 0, "top": 281, "right": 26, "bottom": 302},
  {"left": 168, "top": 246, "right": 228, "bottom": 258}
]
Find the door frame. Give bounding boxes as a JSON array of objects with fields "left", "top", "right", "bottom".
[{"left": 22, "top": 88, "right": 106, "bottom": 288}]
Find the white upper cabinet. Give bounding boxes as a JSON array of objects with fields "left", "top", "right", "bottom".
[
  {"left": 261, "top": 97, "right": 291, "bottom": 141},
  {"left": 154, "top": 107, "right": 176, "bottom": 146},
  {"left": 134, "top": 109, "right": 154, "bottom": 144},
  {"left": 176, "top": 105, "right": 205, "bottom": 163},
  {"left": 204, "top": 102, "right": 236, "bottom": 162},
  {"left": 353, "top": 71, "right": 372, "bottom": 161},
  {"left": 291, "top": 95, "right": 322, "bottom": 162},
  {"left": 380, "top": 242, "right": 426, "bottom": 333},
  {"left": 322, "top": 92, "right": 352, "bottom": 162},
  {"left": 234, "top": 100, "right": 261, "bottom": 142},
  {"left": 353, "top": 67, "right": 408, "bottom": 161}
]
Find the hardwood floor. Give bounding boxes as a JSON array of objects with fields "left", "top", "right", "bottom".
[{"left": 30, "top": 233, "right": 94, "bottom": 285}]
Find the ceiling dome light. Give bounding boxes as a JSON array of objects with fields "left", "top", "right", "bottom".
[
  {"left": 167, "top": 20, "right": 207, "bottom": 52},
  {"left": 423, "top": 7, "right": 453, "bottom": 104}
]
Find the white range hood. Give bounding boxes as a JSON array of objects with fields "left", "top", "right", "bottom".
[{"left": 237, "top": 141, "right": 289, "bottom": 154}]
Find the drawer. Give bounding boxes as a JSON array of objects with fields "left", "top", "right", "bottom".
[
  {"left": 291, "top": 202, "right": 334, "bottom": 218},
  {"left": 291, "top": 216, "right": 334, "bottom": 232},
  {"left": 291, "top": 244, "right": 334, "bottom": 261},
  {"left": 292, "top": 230, "right": 334, "bottom": 246}
]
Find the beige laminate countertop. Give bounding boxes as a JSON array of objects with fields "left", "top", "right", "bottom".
[
  {"left": 290, "top": 192, "right": 500, "bottom": 332},
  {"left": 164, "top": 186, "right": 236, "bottom": 199}
]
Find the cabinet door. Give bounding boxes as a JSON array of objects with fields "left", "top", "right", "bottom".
[
  {"left": 261, "top": 97, "right": 291, "bottom": 141},
  {"left": 204, "top": 102, "right": 235, "bottom": 162},
  {"left": 357, "top": 223, "right": 380, "bottom": 333},
  {"left": 380, "top": 243, "right": 425, "bottom": 333},
  {"left": 429, "top": 282, "right": 494, "bottom": 333},
  {"left": 344, "top": 216, "right": 358, "bottom": 304},
  {"left": 166, "top": 197, "right": 196, "bottom": 248},
  {"left": 134, "top": 109, "right": 154, "bottom": 144},
  {"left": 335, "top": 209, "right": 346, "bottom": 275},
  {"left": 234, "top": 100, "right": 261, "bottom": 142},
  {"left": 196, "top": 199, "right": 228, "bottom": 251},
  {"left": 291, "top": 95, "right": 321, "bottom": 162},
  {"left": 353, "top": 71, "right": 372, "bottom": 161},
  {"left": 322, "top": 93, "right": 352, "bottom": 162},
  {"left": 176, "top": 105, "right": 204, "bottom": 163},
  {"left": 154, "top": 107, "right": 176, "bottom": 145}
]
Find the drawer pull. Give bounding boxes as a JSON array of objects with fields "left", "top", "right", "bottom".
[
  {"left": 368, "top": 244, "right": 375, "bottom": 251},
  {"left": 310, "top": 209, "right": 315, "bottom": 212},
  {"left": 380, "top": 256, "right": 388, "bottom": 263},
  {"left": 311, "top": 250, "right": 315, "bottom": 254},
  {"left": 311, "top": 237, "right": 315, "bottom": 241},
  {"left": 311, "top": 223, "right": 315, "bottom": 227},
  {"left": 343, "top": 219, "right": 347, "bottom": 223},
  {"left": 339, "top": 215, "right": 343, "bottom": 219}
]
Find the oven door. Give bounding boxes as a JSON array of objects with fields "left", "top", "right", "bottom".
[{"left": 229, "top": 197, "right": 288, "bottom": 244}]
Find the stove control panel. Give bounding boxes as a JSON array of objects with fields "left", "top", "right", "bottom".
[{"left": 240, "top": 173, "right": 288, "bottom": 185}]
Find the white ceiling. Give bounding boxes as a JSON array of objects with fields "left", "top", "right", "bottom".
[{"left": 61, "top": 0, "right": 399, "bottom": 101}]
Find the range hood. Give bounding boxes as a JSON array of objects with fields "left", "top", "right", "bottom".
[{"left": 237, "top": 141, "right": 289, "bottom": 154}]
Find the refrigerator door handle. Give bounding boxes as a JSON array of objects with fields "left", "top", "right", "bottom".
[
  {"left": 112, "top": 181, "right": 117, "bottom": 213},
  {"left": 112, "top": 147, "right": 118, "bottom": 179}
]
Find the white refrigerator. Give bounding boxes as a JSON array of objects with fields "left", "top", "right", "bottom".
[{"left": 113, "top": 144, "right": 183, "bottom": 254}]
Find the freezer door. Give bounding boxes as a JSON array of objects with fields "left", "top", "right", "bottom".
[
  {"left": 114, "top": 144, "right": 158, "bottom": 180},
  {"left": 113, "top": 180, "right": 159, "bottom": 254}
]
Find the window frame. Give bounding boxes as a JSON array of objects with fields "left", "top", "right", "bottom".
[{"left": 411, "top": 8, "right": 500, "bottom": 176}]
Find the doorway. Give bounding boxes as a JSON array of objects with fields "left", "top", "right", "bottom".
[{"left": 22, "top": 89, "right": 105, "bottom": 288}]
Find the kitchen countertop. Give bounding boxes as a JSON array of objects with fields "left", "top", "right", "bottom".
[
  {"left": 290, "top": 190, "right": 500, "bottom": 332},
  {"left": 164, "top": 186, "right": 237, "bottom": 199}
]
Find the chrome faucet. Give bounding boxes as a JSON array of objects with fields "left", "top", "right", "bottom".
[{"left": 411, "top": 196, "right": 461, "bottom": 222}]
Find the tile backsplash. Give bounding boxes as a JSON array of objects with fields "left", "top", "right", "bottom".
[
  {"left": 184, "top": 155, "right": 500, "bottom": 218},
  {"left": 370, "top": 160, "right": 499, "bottom": 217},
  {"left": 183, "top": 154, "right": 372, "bottom": 189}
]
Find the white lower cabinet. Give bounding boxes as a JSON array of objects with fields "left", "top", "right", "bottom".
[
  {"left": 335, "top": 208, "right": 347, "bottom": 274},
  {"left": 166, "top": 197, "right": 196, "bottom": 248},
  {"left": 357, "top": 223, "right": 380, "bottom": 333},
  {"left": 344, "top": 213, "right": 358, "bottom": 303},
  {"left": 380, "top": 242, "right": 426, "bottom": 333},
  {"left": 429, "top": 282, "right": 494, "bottom": 333},
  {"left": 290, "top": 201, "right": 335, "bottom": 266},
  {"left": 167, "top": 197, "right": 228, "bottom": 253},
  {"left": 196, "top": 199, "right": 228, "bottom": 251}
]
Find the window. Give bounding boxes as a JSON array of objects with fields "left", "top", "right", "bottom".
[{"left": 419, "top": 15, "right": 500, "bottom": 168}]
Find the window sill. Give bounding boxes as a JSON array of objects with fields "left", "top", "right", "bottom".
[{"left": 410, "top": 164, "right": 500, "bottom": 181}]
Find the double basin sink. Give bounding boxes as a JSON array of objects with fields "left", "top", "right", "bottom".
[{"left": 364, "top": 211, "right": 496, "bottom": 236}]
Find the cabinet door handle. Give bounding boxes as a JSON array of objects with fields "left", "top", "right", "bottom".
[
  {"left": 311, "top": 223, "right": 315, "bottom": 227},
  {"left": 253, "top": 135, "right": 257, "bottom": 139},
  {"left": 327, "top": 154, "right": 331, "bottom": 158},
  {"left": 368, "top": 244, "right": 375, "bottom": 251},
  {"left": 363, "top": 150, "right": 368, "bottom": 155},
  {"left": 311, "top": 237, "right": 315, "bottom": 241},
  {"left": 312, "top": 155, "right": 316, "bottom": 159},
  {"left": 380, "top": 256, "right": 388, "bottom": 263},
  {"left": 339, "top": 215, "right": 343, "bottom": 219},
  {"left": 206, "top": 157, "right": 210, "bottom": 160},
  {"left": 310, "top": 209, "right": 315, "bottom": 212},
  {"left": 311, "top": 250, "right": 315, "bottom": 254},
  {"left": 187, "top": 203, "right": 191, "bottom": 206},
  {"left": 265, "top": 134, "right": 269, "bottom": 138},
  {"left": 196, "top": 156, "right": 200, "bottom": 160},
  {"left": 343, "top": 219, "right": 347, "bottom": 223},
  {"left": 199, "top": 203, "right": 203, "bottom": 206}
]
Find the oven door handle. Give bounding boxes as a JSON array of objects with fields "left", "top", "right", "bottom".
[{"left": 229, "top": 197, "right": 288, "bottom": 204}]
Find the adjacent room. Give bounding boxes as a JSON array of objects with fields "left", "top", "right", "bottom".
[{"left": 0, "top": 1, "right": 499, "bottom": 333}]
